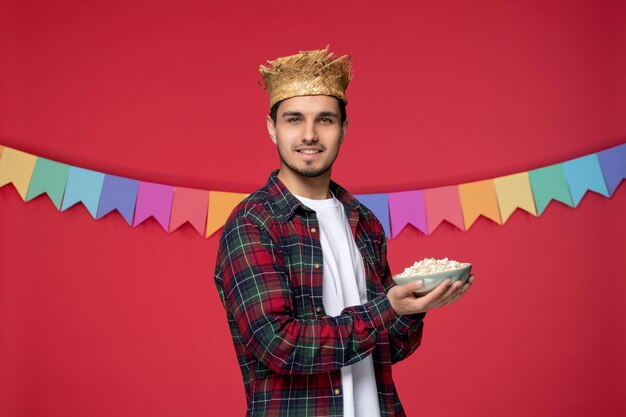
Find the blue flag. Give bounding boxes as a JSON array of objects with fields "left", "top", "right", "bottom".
[
  {"left": 96, "top": 175, "right": 139, "bottom": 225},
  {"left": 355, "top": 193, "right": 391, "bottom": 238}
]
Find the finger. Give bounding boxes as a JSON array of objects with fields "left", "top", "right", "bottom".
[
  {"left": 418, "top": 279, "right": 452, "bottom": 304},
  {"left": 442, "top": 292, "right": 464, "bottom": 307},
  {"left": 449, "top": 279, "right": 473, "bottom": 303},
  {"left": 428, "top": 275, "right": 473, "bottom": 308},
  {"left": 443, "top": 279, "right": 463, "bottom": 297},
  {"left": 397, "top": 280, "right": 424, "bottom": 298},
  {"left": 433, "top": 287, "right": 464, "bottom": 308},
  {"left": 460, "top": 275, "right": 474, "bottom": 293},
  {"left": 453, "top": 275, "right": 473, "bottom": 295},
  {"left": 431, "top": 280, "right": 464, "bottom": 308}
]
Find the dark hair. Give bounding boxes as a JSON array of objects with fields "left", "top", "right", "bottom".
[{"left": 269, "top": 97, "right": 347, "bottom": 124}]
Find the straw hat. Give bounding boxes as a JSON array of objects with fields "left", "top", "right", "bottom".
[{"left": 259, "top": 45, "right": 353, "bottom": 108}]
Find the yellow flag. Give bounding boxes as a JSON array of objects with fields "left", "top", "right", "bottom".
[
  {"left": 493, "top": 172, "right": 537, "bottom": 222},
  {"left": 206, "top": 191, "right": 249, "bottom": 238},
  {"left": 458, "top": 179, "right": 502, "bottom": 229},
  {"left": 0, "top": 147, "right": 38, "bottom": 200}
]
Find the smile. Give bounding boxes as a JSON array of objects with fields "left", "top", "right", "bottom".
[{"left": 297, "top": 149, "right": 322, "bottom": 154}]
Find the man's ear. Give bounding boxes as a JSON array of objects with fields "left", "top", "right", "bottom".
[
  {"left": 340, "top": 117, "right": 349, "bottom": 144},
  {"left": 266, "top": 115, "right": 277, "bottom": 145}
]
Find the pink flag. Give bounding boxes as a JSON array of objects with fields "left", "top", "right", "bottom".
[
  {"left": 423, "top": 185, "right": 465, "bottom": 234},
  {"left": 388, "top": 190, "right": 427, "bottom": 238},
  {"left": 132, "top": 181, "right": 174, "bottom": 231},
  {"left": 169, "top": 187, "right": 209, "bottom": 235}
]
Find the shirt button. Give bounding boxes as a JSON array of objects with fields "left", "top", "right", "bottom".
[
  {"left": 334, "top": 388, "right": 341, "bottom": 395},
  {"left": 310, "top": 227, "right": 317, "bottom": 233},
  {"left": 315, "top": 306, "right": 322, "bottom": 314},
  {"left": 314, "top": 263, "right": 320, "bottom": 269}
]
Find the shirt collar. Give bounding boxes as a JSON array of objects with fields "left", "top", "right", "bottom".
[{"left": 265, "top": 169, "right": 361, "bottom": 220}]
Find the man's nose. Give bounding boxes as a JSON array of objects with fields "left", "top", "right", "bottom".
[{"left": 302, "top": 120, "right": 318, "bottom": 142}]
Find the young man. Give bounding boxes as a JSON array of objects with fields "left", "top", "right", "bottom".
[{"left": 214, "top": 46, "right": 474, "bottom": 417}]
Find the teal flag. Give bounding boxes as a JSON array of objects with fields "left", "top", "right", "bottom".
[
  {"left": 61, "top": 167, "right": 106, "bottom": 218},
  {"left": 562, "top": 154, "right": 609, "bottom": 206},
  {"left": 25, "top": 158, "right": 70, "bottom": 209},
  {"left": 528, "top": 164, "right": 573, "bottom": 215}
]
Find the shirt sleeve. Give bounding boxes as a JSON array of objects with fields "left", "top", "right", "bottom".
[
  {"left": 216, "top": 213, "right": 399, "bottom": 375},
  {"left": 377, "top": 225, "right": 426, "bottom": 365}
]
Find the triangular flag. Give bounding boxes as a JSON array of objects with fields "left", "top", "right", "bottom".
[
  {"left": 355, "top": 193, "right": 391, "bottom": 238},
  {"left": 0, "top": 145, "right": 4, "bottom": 158},
  {"left": 493, "top": 172, "right": 537, "bottom": 222},
  {"left": 562, "top": 154, "right": 609, "bottom": 207},
  {"left": 458, "top": 179, "right": 502, "bottom": 229},
  {"left": 61, "top": 167, "right": 106, "bottom": 218},
  {"left": 0, "top": 147, "right": 38, "bottom": 200},
  {"left": 96, "top": 175, "right": 139, "bottom": 225},
  {"left": 423, "top": 186, "right": 465, "bottom": 234},
  {"left": 206, "top": 191, "right": 249, "bottom": 237},
  {"left": 132, "top": 182, "right": 174, "bottom": 231},
  {"left": 597, "top": 143, "right": 626, "bottom": 196},
  {"left": 170, "top": 187, "right": 209, "bottom": 235},
  {"left": 388, "top": 190, "right": 427, "bottom": 238},
  {"left": 25, "top": 158, "right": 71, "bottom": 209},
  {"left": 528, "top": 164, "right": 574, "bottom": 215}
]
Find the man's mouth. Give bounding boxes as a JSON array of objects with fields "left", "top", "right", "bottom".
[{"left": 296, "top": 148, "right": 323, "bottom": 155}]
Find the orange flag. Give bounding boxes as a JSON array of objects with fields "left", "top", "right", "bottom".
[
  {"left": 0, "top": 147, "right": 38, "bottom": 200},
  {"left": 205, "top": 191, "right": 249, "bottom": 238},
  {"left": 458, "top": 179, "right": 502, "bottom": 229}
]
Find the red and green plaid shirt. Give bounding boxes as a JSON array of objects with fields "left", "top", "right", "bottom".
[{"left": 214, "top": 170, "right": 425, "bottom": 416}]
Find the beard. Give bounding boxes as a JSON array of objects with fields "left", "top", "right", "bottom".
[
  {"left": 276, "top": 139, "right": 339, "bottom": 178},
  {"left": 279, "top": 153, "right": 334, "bottom": 178}
]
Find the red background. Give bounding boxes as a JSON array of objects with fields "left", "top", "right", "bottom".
[{"left": 1, "top": 1, "right": 625, "bottom": 416}]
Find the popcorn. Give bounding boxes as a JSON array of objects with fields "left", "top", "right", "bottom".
[{"left": 398, "top": 257, "right": 463, "bottom": 277}]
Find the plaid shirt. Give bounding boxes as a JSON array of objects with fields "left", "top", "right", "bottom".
[{"left": 214, "top": 170, "right": 425, "bottom": 417}]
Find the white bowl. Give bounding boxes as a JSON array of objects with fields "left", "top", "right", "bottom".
[{"left": 392, "top": 263, "right": 472, "bottom": 295}]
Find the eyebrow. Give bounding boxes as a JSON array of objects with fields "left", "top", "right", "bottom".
[
  {"left": 280, "top": 111, "right": 338, "bottom": 118},
  {"left": 281, "top": 111, "right": 304, "bottom": 118}
]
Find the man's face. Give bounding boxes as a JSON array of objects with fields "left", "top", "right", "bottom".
[{"left": 266, "top": 95, "right": 348, "bottom": 179}]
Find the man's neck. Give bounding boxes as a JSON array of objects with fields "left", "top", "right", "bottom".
[{"left": 277, "top": 167, "right": 332, "bottom": 200}]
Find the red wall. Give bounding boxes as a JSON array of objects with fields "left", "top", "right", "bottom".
[{"left": 1, "top": 1, "right": 625, "bottom": 416}]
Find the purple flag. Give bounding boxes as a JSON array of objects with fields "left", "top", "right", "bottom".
[
  {"left": 132, "top": 181, "right": 174, "bottom": 231},
  {"left": 96, "top": 175, "right": 139, "bottom": 225},
  {"left": 597, "top": 143, "right": 626, "bottom": 196},
  {"left": 388, "top": 190, "right": 427, "bottom": 238}
]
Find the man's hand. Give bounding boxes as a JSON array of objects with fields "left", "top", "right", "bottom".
[{"left": 388, "top": 274, "right": 475, "bottom": 316}]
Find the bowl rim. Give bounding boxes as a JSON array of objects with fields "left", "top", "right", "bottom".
[{"left": 392, "top": 262, "right": 472, "bottom": 279}]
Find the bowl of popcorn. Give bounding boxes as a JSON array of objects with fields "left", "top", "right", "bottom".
[{"left": 392, "top": 257, "right": 472, "bottom": 295}]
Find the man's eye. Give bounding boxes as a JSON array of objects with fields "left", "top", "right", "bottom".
[
  {"left": 287, "top": 118, "right": 300, "bottom": 123},
  {"left": 320, "top": 118, "right": 333, "bottom": 124}
]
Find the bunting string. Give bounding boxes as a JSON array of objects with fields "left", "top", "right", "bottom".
[{"left": 0, "top": 143, "right": 624, "bottom": 239}]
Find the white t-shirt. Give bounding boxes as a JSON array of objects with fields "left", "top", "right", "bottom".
[{"left": 294, "top": 192, "right": 381, "bottom": 417}]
